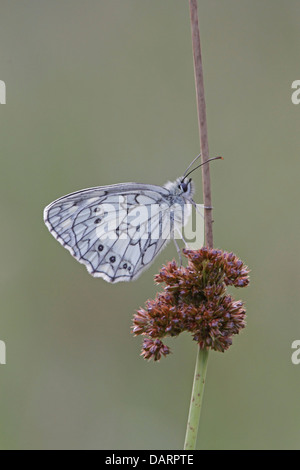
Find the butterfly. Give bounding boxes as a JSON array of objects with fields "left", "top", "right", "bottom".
[{"left": 43, "top": 155, "right": 221, "bottom": 283}]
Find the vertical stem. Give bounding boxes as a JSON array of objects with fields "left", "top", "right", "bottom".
[
  {"left": 189, "top": 0, "right": 213, "bottom": 249},
  {"left": 184, "top": 347, "right": 209, "bottom": 450},
  {"left": 184, "top": 0, "right": 213, "bottom": 450}
]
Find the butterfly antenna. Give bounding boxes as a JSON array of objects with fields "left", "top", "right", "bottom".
[
  {"left": 183, "top": 153, "right": 202, "bottom": 178},
  {"left": 184, "top": 156, "right": 223, "bottom": 180}
]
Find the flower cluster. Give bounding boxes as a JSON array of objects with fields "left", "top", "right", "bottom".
[{"left": 132, "top": 247, "right": 250, "bottom": 361}]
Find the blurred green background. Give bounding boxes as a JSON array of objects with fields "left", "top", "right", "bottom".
[{"left": 0, "top": 0, "right": 299, "bottom": 450}]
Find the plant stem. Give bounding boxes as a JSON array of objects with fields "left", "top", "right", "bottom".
[
  {"left": 184, "top": 347, "right": 209, "bottom": 450},
  {"left": 184, "top": 0, "right": 213, "bottom": 450},
  {"left": 189, "top": 0, "right": 213, "bottom": 249}
]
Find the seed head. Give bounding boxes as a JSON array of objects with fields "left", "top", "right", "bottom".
[{"left": 132, "top": 248, "right": 250, "bottom": 360}]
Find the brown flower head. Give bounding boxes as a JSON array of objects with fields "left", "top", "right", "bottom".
[{"left": 132, "top": 247, "right": 250, "bottom": 361}]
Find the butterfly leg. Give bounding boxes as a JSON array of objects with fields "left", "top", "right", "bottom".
[
  {"left": 191, "top": 199, "right": 206, "bottom": 218},
  {"left": 173, "top": 226, "right": 190, "bottom": 265},
  {"left": 173, "top": 238, "right": 183, "bottom": 266}
]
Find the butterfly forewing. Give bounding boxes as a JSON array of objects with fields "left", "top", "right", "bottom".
[{"left": 44, "top": 182, "right": 189, "bottom": 283}]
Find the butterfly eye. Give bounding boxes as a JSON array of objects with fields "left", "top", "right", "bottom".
[
  {"left": 179, "top": 178, "right": 192, "bottom": 193},
  {"left": 180, "top": 182, "right": 188, "bottom": 193}
]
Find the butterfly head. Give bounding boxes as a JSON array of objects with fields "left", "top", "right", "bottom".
[
  {"left": 164, "top": 177, "right": 195, "bottom": 200},
  {"left": 178, "top": 177, "right": 194, "bottom": 195}
]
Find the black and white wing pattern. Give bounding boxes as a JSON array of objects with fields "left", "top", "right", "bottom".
[{"left": 44, "top": 181, "right": 194, "bottom": 283}]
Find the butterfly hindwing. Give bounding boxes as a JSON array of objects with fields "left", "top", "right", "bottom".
[{"left": 44, "top": 183, "right": 179, "bottom": 283}]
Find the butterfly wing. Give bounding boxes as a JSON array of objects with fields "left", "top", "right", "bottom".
[{"left": 43, "top": 183, "right": 176, "bottom": 283}]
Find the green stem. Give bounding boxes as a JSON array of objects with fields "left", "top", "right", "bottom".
[{"left": 184, "top": 347, "right": 209, "bottom": 450}]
